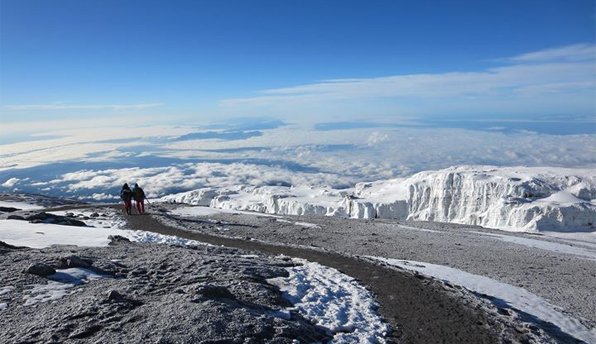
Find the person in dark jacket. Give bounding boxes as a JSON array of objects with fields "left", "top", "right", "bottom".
[
  {"left": 132, "top": 183, "right": 147, "bottom": 214},
  {"left": 120, "top": 183, "right": 133, "bottom": 215}
]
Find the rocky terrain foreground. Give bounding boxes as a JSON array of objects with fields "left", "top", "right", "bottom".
[
  {"left": 1, "top": 196, "right": 594, "bottom": 343},
  {"left": 0, "top": 238, "right": 330, "bottom": 343}
]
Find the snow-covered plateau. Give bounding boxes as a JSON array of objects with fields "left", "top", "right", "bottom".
[{"left": 161, "top": 166, "right": 596, "bottom": 232}]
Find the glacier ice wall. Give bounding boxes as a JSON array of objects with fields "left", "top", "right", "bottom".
[{"left": 161, "top": 166, "right": 596, "bottom": 232}]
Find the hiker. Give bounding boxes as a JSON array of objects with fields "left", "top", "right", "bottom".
[
  {"left": 120, "top": 183, "right": 133, "bottom": 215},
  {"left": 132, "top": 183, "right": 147, "bottom": 214}
]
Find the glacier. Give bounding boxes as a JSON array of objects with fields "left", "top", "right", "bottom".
[{"left": 160, "top": 166, "right": 596, "bottom": 232}]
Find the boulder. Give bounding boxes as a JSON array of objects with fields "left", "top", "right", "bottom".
[
  {"left": 60, "top": 255, "right": 92, "bottom": 268},
  {"left": 108, "top": 235, "right": 130, "bottom": 244},
  {"left": 194, "top": 284, "right": 235, "bottom": 300},
  {"left": 23, "top": 212, "right": 87, "bottom": 226},
  {"left": 25, "top": 263, "right": 56, "bottom": 277}
]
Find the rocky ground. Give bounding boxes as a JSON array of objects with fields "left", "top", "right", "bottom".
[
  {"left": 0, "top": 238, "right": 330, "bottom": 343},
  {"left": 1, "top": 194, "right": 594, "bottom": 343},
  {"left": 122, "top": 205, "right": 571, "bottom": 343},
  {"left": 156, "top": 203, "right": 596, "bottom": 331}
]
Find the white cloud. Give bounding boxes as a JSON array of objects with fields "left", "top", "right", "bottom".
[
  {"left": 2, "top": 123, "right": 592, "bottom": 200},
  {"left": 2, "top": 177, "right": 20, "bottom": 188},
  {"left": 508, "top": 43, "right": 596, "bottom": 63},
  {"left": 220, "top": 44, "right": 596, "bottom": 119},
  {"left": 366, "top": 131, "right": 389, "bottom": 146}
]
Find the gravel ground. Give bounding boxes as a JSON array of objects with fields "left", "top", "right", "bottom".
[
  {"left": 152, "top": 204, "right": 596, "bottom": 336},
  {"left": 115, "top": 205, "right": 569, "bottom": 344},
  {"left": 0, "top": 238, "right": 330, "bottom": 343}
]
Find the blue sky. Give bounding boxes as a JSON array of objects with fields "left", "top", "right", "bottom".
[{"left": 1, "top": 0, "right": 595, "bottom": 126}]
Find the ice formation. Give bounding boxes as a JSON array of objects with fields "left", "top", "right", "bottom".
[{"left": 161, "top": 166, "right": 596, "bottom": 232}]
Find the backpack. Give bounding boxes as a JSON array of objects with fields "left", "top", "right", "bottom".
[
  {"left": 133, "top": 187, "right": 145, "bottom": 201},
  {"left": 120, "top": 188, "right": 133, "bottom": 201}
]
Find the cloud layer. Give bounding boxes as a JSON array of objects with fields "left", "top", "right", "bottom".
[{"left": 0, "top": 121, "right": 594, "bottom": 201}]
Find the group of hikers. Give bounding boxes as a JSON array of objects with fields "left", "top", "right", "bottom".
[{"left": 120, "top": 183, "right": 147, "bottom": 215}]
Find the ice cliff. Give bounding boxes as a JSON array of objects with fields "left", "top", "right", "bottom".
[{"left": 160, "top": 166, "right": 596, "bottom": 232}]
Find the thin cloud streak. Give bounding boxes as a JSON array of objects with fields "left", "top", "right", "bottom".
[
  {"left": 508, "top": 43, "right": 596, "bottom": 63},
  {"left": 220, "top": 44, "right": 596, "bottom": 118},
  {"left": 4, "top": 103, "right": 164, "bottom": 111}
]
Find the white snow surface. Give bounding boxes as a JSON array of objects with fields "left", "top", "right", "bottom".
[
  {"left": 0, "top": 219, "right": 131, "bottom": 248},
  {"left": 268, "top": 258, "right": 388, "bottom": 343},
  {"left": 170, "top": 204, "right": 282, "bottom": 218},
  {"left": 370, "top": 257, "right": 596, "bottom": 344},
  {"left": 162, "top": 166, "right": 596, "bottom": 232},
  {"left": 0, "top": 200, "right": 44, "bottom": 210},
  {"left": 0, "top": 209, "right": 211, "bottom": 249}
]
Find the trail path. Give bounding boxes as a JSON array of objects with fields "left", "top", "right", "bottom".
[{"left": 120, "top": 207, "right": 529, "bottom": 344}]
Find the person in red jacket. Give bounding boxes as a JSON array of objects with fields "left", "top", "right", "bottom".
[{"left": 132, "top": 183, "right": 147, "bottom": 214}]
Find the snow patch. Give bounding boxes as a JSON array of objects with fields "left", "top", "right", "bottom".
[
  {"left": 0, "top": 200, "right": 44, "bottom": 210},
  {"left": 23, "top": 281, "right": 77, "bottom": 306},
  {"left": 0, "top": 219, "right": 131, "bottom": 248},
  {"left": 23, "top": 268, "right": 107, "bottom": 306},
  {"left": 294, "top": 221, "right": 321, "bottom": 229},
  {"left": 49, "top": 267, "right": 107, "bottom": 285},
  {"left": 126, "top": 230, "right": 211, "bottom": 247},
  {"left": 470, "top": 231, "right": 596, "bottom": 260},
  {"left": 170, "top": 205, "right": 282, "bottom": 218},
  {"left": 268, "top": 258, "right": 388, "bottom": 343}
]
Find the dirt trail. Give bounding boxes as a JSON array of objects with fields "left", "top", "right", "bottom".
[{"left": 116, "top": 207, "right": 532, "bottom": 344}]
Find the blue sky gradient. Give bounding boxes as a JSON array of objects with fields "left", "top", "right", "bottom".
[{"left": 1, "top": 0, "right": 595, "bottom": 126}]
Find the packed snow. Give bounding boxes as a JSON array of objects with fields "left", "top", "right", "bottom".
[
  {"left": 268, "top": 258, "right": 388, "bottom": 343},
  {"left": 370, "top": 257, "right": 596, "bottom": 343},
  {"left": 162, "top": 166, "right": 595, "bottom": 233}
]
